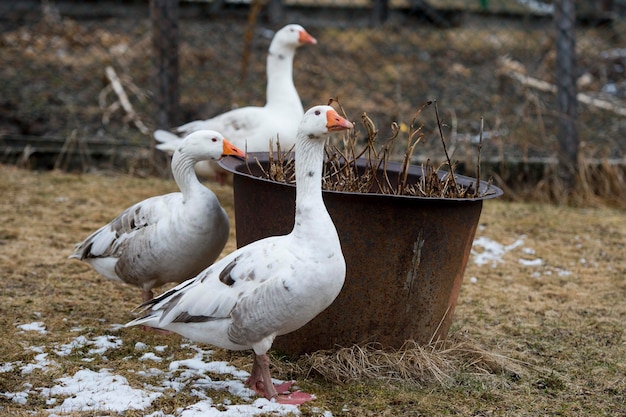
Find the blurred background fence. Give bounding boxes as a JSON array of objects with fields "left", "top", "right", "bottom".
[{"left": 1, "top": 0, "right": 625, "bottom": 201}]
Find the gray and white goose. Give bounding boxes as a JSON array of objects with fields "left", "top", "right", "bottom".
[
  {"left": 126, "top": 106, "right": 353, "bottom": 405},
  {"left": 70, "top": 130, "right": 245, "bottom": 302}
]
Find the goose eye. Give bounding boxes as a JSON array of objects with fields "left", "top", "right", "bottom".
[
  {"left": 211, "top": 137, "right": 218, "bottom": 142},
  {"left": 314, "top": 110, "right": 321, "bottom": 115}
]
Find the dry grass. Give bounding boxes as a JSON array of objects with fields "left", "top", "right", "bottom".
[
  {"left": 1, "top": 164, "right": 625, "bottom": 416},
  {"left": 290, "top": 335, "right": 530, "bottom": 388}
]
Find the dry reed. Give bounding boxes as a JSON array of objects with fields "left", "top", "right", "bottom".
[{"left": 252, "top": 99, "right": 497, "bottom": 199}]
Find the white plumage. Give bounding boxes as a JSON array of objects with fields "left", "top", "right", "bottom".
[
  {"left": 154, "top": 24, "right": 317, "bottom": 181},
  {"left": 69, "top": 130, "right": 245, "bottom": 302},
  {"left": 126, "top": 105, "right": 353, "bottom": 405}
]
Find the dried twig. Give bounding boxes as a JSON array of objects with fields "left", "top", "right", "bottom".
[
  {"left": 433, "top": 100, "right": 458, "bottom": 191},
  {"left": 498, "top": 56, "right": 626, "bottom": 117},
  {"left": 475, "top": 117, "right": 484, "bottom": 198},
  {"left": 102, "top": 65, "right": 149, "bottom": 134}
]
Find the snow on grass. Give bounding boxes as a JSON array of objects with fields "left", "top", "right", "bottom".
[
  {"left": 1, "top": 384, "right": 32, "bottom": 405},
  {"left": 21, "top": 353, "right": 57, "bottom": 375},
  {"left": 140, "top": 352, "right": 163, "bottom": 362},
  {"left": 175, "top": 397, "right": 300, "bottom": 417},
  {"left": 16, "top": 321, "right": 47, "bottom": 334},
  {"left": 54, "top": 335, "right": 89, "bottom": 356},
  {"left": 87, "top": 335, "right": 123, "bottom": 356},
  {"left": 40, "top": 369, "right": 161, "bottom": 413},
  {"left": 519, "top": 258, "right": 543, "bottom": 266},
  {"left": 472, "top": 235, "right": 573, "bottom": 277},
  {"left": 471, "top": 235, "right": 526, "bottom": 266},
  {"left": 53, "top": 334, "right": 123, "bottom": 358},
  {"left": 41, "top": 368, "right": 162, "bottom": 413},
  {"left": 1, "top": 326, "right": 311, "bottom": 416},
  {"left": 168, "top": 347, "right": 257, "bottom": 400}
]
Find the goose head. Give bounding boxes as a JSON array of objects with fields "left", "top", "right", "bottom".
[
  {"left": 180, "top": 130, "right": 246, "bottom": 162},
  {"left": 271, "top": 24, "right": 317, "bottom": 52},
  {"left": 298, "top": 105, "right": 354, "bottom": 142}
]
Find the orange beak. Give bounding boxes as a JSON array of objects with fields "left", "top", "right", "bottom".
[
  {"left": 326, "top": 110, "right": 354, "bottom": 132},
  {"left": 298, "top": 29, "right": 317, "bottom": 45},
  {"left": 222, "top": 138, "right": 246, "bottom": 159}
]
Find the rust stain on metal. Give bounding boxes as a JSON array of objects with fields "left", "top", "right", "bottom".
[{"left": 405, "top": 232, "right": 424, "bottom": 314}]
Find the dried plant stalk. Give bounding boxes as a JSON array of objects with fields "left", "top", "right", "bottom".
[{"left": 251, "top": 100, "right": 496, "bottom": 199}]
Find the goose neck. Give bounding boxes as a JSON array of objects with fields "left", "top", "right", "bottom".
[
  {"left": 294, "top": 138, "right": 326, "bottom": 221},
  {"left": 265, "top": 47, "right": 299, "bottom": 109},
  {"left": 171, "top": 152, "right": 204, "bottom": 198}
]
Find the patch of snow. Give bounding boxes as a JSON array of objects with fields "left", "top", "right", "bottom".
[
  {"left": 556, "top": 268, "right": 572, "bottom": 277},
  {"left": 146, "top": 412, "right": 174, "bottom": 417},
  {"left": 26, "top": 345, "right": 45, "bottom": 353},
  {"left": 140, "top": 352, "right": 163, "bottom": 362},
  {"left": 0, "top": 362, "right": 15, "bottom": 372},
  {"left": 135, "top": 342, "right": 148, "bottom": 350},
  {"left": 169, "top": 353, "right": 256, "bottom": 399},
  {"left": 21, "top": 353, "right": 57, "bottom": 375},
  {"left": 178, "top": 398, "right": 300, "bottom": 417},
  {"left": 87, "top": 335, "right": 123, "bottom": 355},
  {"left": 170, "top": 357, "right": 249, "bottom": 380},
  {"left": 54, "top": 335, "right": 89, "bottom": 356},
  {"left": 471, "top": 236, "right": 526, "bottom": 266},
  {"left": 519, "top": 258, "right": 543, "bottom": 266},
  {"left": 40, "top": 368, "right": 161, "bottom": 413},
  {"left": 2, "top": 388, "right": 29, "bottom": 404},
  {"left": 137, "top": 367, "right": 165, "bottom": 377},
  {"left": 53, "top": 334, "right": 123, "bottom": 359},
  {"left": 16, "top": 321, "right": 47, "bottom": 334}
]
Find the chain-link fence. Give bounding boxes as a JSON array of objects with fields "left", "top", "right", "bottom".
[{"left": 1, "top": 0, "right": 624, "bottom": 195}]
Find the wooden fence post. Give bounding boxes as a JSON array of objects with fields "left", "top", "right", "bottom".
[
  {"left": 553, "top": 0, "right": 579, "bottom": 189},
  {"left": 151, "top": 0, "right": 179, "bottom": 130}
]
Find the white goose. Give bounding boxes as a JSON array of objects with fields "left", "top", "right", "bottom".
[
  {"left": 154, "top": 24, "right": 317, "bottom": 181},
  {"left": 126, "top": 106, "right": 353, "bottom": 405},
  {"left": 69, "top": 130, "right": 245, "bottom": 302}
]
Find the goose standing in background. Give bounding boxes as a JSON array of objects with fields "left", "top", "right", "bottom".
[
  {"left": 154, "top": 24, "right": 317, "bottom": 182},
  {"left": 127, "top": 106, "right": 353, "bottom": 405},
  {"left": 70, "top": 131, "right": 245, "bottom": 302}
]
